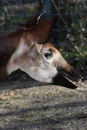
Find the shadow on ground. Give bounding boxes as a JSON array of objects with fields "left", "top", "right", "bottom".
[{"left": 0, "top": 70, "right": 87, "bottom": 130}]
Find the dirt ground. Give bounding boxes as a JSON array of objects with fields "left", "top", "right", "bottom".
[{"left": 0, "top": 73, "right": 87, "bottom": 130}]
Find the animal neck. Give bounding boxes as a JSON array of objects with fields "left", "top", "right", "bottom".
[{"left": 0, "top": 31, "right": 22, "bottom": 81}]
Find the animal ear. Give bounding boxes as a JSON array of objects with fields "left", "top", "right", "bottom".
[
  {"left": 24, "top": 11, "right": 45, "bottom": 28},
  {"left": 29, "top": 17, "right": 57, "bottom": 44}
]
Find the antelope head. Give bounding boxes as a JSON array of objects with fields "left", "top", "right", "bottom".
[{"left": 1, "top": 13, "right": 81, "bottom": 89}]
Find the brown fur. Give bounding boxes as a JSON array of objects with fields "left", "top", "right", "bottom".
[{"left": 0, "top": 31, "right": 22, "bottom": 80}]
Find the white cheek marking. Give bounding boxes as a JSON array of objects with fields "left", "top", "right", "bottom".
[
  {"left": 22, "top": 66, "right": 58, "bottom": 83},
  {"left": 7, "top": 38, "right": 28, "bottom": 75}
]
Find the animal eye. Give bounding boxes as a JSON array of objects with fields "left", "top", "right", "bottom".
[{"left": 44, "top": 51, "right": 52, "bottom": 59}]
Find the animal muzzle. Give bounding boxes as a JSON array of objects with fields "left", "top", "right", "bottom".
[
  {"left": 59, "top": 67, "right": 81, "bottom": 82},
  {"left": 52, "top": 66, "right": 81, "bottom": 89}
]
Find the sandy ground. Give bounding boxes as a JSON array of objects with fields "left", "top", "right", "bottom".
[{"left": 0, "top": 74, "right": 87, "bottom": 130}]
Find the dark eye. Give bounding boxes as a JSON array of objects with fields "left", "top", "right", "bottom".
[{"left": 44, "top": 51, "right": 53, "bottom": 59}]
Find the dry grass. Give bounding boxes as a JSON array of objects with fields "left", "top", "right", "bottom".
[{"left": 0, "top": 76, "right": 87, "bottom": 130}]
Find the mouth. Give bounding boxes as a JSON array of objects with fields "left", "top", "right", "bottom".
[
  {"left": 61, "top": 68, "right": 81, "bottom": 81},
  {"left": 53, "top": 70, "right": 81, "bottom": 89},
  {"left": 63, "top": 74, "right": 77, "bottom": 86}
]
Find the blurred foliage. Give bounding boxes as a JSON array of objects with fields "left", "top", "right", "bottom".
[
  {"left": 0, "top": 0, "right": 39, "bottom": 32},
  {"left": 51, "top": 0, "right": 87, "bottom": 71}
]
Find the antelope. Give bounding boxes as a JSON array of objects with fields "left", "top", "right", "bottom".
[{"left": 0, "top": 12, "right": 81, "bottom": 89}]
